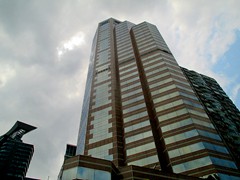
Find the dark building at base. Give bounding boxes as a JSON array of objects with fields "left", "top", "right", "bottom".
[{"left": 0, "top": 121, "right": 36, "bottom": 180}]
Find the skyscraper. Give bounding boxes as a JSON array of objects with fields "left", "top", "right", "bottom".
[
  {"left": 60, "top": 18, "right": 240, "bottom": 180},
  {"left": 181, "top": 67, "right": 240, "bottom": 168},
  {"left": 0, "top": 121, "right": 36, "bottom": 179}
]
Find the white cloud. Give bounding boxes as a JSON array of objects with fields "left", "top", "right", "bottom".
[
  {"left": 0, "top": 64, "right": 16, "bottom": 88},
  {"left": 57, "top": 32, "right": 85, "bottom": 58},
  {"left": 154, "top": 1, "right": 240, "bottom": 75},
  {"left": 0, "top": 0, "right": 240, "bottom": 179}
]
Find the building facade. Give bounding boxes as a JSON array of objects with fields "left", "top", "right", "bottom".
[
  {"left": 0, "top": 121, "right": 36, "bottom": 180},
  {"left": 61, "top": 18, "right": 240, "bottom": 180},
  {"left": 181, "top": 67, "right": 240, "bottom": 168}
]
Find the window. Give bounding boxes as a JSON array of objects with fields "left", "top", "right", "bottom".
[
  {"left": 97, "top": 49, "right": 109, "bottom": 65},
  {"left": 126, "top": 142, "right": 155, "bottom": 156},
  {"left": 128, "top": 155, "right": 158, "bottom": 166},
  {"left": 98, "top": 38, "right": 109, "bottom": 51},
  {"left": 168, "top": 142, "right": 205, "bottom": 158},
  {"left": 173, "top": 156, "right": 212, "bottom": 173},
  {"left": 125, "top": 120, "right": 150, "bottom": 133},
  {"left": 165, "top": 129, "right": 199, "bottom": 144},
  {"left": 123, "top": 103, "right": 146, "bottom": 114},
  {"left": 122, "top": 95, "right": 144, "bottom": 106},
  {"left": 124, "top": 111, "right": 148, "bottom": 123},
  {"left": 125, "top": 131, "right": 152, "bottom": 144}
]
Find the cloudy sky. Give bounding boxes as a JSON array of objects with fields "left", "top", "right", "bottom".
[{"left": 0, "top": 0, "right": 239, "bottom": 179}]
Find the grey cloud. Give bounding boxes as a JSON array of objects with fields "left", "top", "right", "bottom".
[{"left": 0, "top": 0, "right": 240, "bottom": 179}]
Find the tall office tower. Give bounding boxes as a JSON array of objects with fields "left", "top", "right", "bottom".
[
  {"left": 181, "top": 67, "right": 240, "bottom": 168},
  {"left": 0, "top": 121, "right": 36, "bottom": 179},
  {"left": 60, "top": 18, "right": 240, "bottom": 180}
]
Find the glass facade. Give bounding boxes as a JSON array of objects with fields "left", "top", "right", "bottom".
[
  {"left": 181, "top": 67, "right": 240, "bottom": 167},
  {"left": 62, "top": 167, "right": 111, "bottom": 180},
  {"left": 76, "top": 31, "right": 97, "bottom": 155},
  {"left": 74, "top": 18, "right": 240, "bottom": 179},
  {"left": 116, "top": 21, "right": 159, "bottom": 167}
]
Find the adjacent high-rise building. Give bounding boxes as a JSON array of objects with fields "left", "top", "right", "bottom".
[
  {"left": 60, "top": 18, "right": 240, "bottom": 180},
  {"left": 0, "top": 121, "right": 36, "bottom": 179}
]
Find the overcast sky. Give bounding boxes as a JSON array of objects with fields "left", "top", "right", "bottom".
[{"left": 0, "top": 0, "right": 240, "bottom": 179}]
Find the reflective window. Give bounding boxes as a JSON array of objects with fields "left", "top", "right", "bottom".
[
  {"left": 120, "top": 76, "right": 139, "bottom": 86},
  {"left": 117, "top": 45, "right": 133, "bottom": 54},
  {"left": 97, "top": 49, "right": 109, "bottom": 65},
  {"left": 119, "top": 61, "right": 135, "bottom": 71},
  {"left": 161, "top": 118, "right": 215, "bottom": 133},
  {"left": 149, "top": 81, "right": 172, "bottom": 95},
  {"left": 172, "top": 156, "right": 236, "bottom": 174},
  {"left": 188, "top": 109, "right": 209, "bottom": 118},
  {"left": 158, "top": 108, "right": 188, "bottom": 122},
  {"left": 173, "top": 156, "right": 212, "bottom": 173},
  {"left": 88, "top": 143, "right": 113, "bottom": 160},
  {"left": 93, "top": 96, "right": 111, "bottom": 108},
  {"left": 91, "top": 107, "right": 112, "bottom": 122},
  {"left": 169, "top": 142, "right": 205, "bottom": 158},
  {"left": 96, "top": 64, "right": 109, "bottom": 72},
  {"left": 138, "top": 41, "right": 156, "bottom": 49},
  {"left": 141, "top": 53, "right": 160, "bottom": 61},
  {"left": 175, "top": 84, "right": 194, "bottom": 93},
  {"left": 139, "top": 44, "right": 157, "bottom": 53},
  {"left": 95, "top": 71, "right": 110, "bottom": 84},
  {"left": 99, "top": 30, "right": 109, "bottom": 40},
  {"left": 162, "top": 118, "right": 193, "bottom": 133},
  {"left": 153, "top": 91, "right": 179, "bottom": 104},
  {"left": 203, "top": 142, "right": 229, "bottom": 154},
  {"left": 89, "top": 132, "right": 112, "bottom": 144},
  {"left": 118, "top": 53, "right": 134, "bottom": 61},
  {"left": 122, "top": 95, "right": 144, "bottom": 106},
  {"left": 192, "top": 119, "right": 215, "bottom": 129},
  {"left": 218, "top": 173, "right": 240, "bottom": 180},
  {"left": 121, "top": 88, "right": 142, "bottom": 98},
  {"left": 155, "top": 99, "right": 183, "bottom": 113},
  {"left": 179, "top": 91, "right": 198, "bottom": 100},
  {"left": 120, "top": 71, "right": 138, "bottom": 80},
  {"left": 77, "top": 167, "right": 111, "bottom": 180},
  {"left": 165, "top": 129, "right": 199, "bottom": 144},
  {"left": 145, "top": 62, "right": 167, "bottom": 71},
  {"left": 90, "top": 123, "right": 112, "bottom": 134},
  {"left": 98, "top": 38, "right": 109, "bottom": 51},
  {"left": 94, "top": 85, "right": 110, "bottom": 95},
  {"left": 121, "top": 82, "right": 141, "bottom": 93},
  {"left": 99, "top": 23, "right": 109, "bottom": 31},
  {"left": 172, "top": 78, "right": 190, "bottom": 86},
  {"left": 128, "top": 155, "right": 158, "bottom": 166},
  {"left": 93, "top": 82, "right": 111, "bottom": 108},
  {"left": 125, "top": 120, "right": 150, "bottom": 133},
  {"left": 118, "top": 50, "right": 133, "bottom": 58},
  {"left": 142, "top": 57, "right": 163, "bottom": 66},
  {"left": 210, "top": 157, "right": 237, "bottom": 169},
  {"left": 90, "top": 107, "right": 112, "bottom": 143},
  {"left": 125, "top": 130, "right": 153, "bottom": 144},
  {"left": 124, "top": 111, "right": 148, "bottom": 123},
  {"left": 197, "top": 130, "right": 221, "bottom": 141},
  {"left": 137, "top": 38, "right": 155, "bottom": 46},
  {"left": 182, "top": 99, "right": 203, "bottom": 109},
  {"left": 148, "top": 72, "right": 171, "bottom": 85},
  {"left": 62, "top": 167, "right": 77, "bottom": 180},
  {"left": 123, "top": 103, "right": 146, "bottom": 114},
  {"left": 127, "top": 142, "right": 155, "bottom": 156},
  {"left": 146, "top": 63, "right": 171, "bottom": 75}
]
